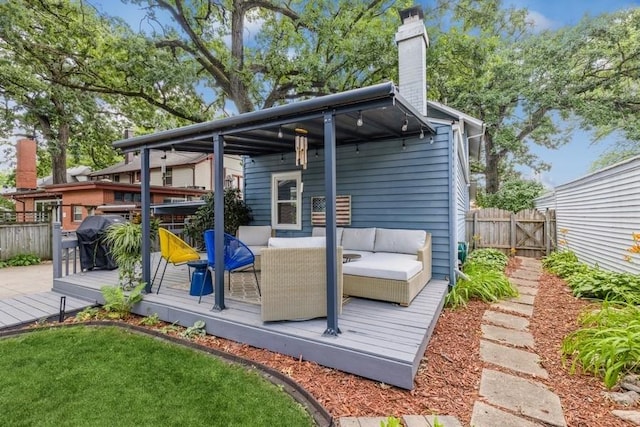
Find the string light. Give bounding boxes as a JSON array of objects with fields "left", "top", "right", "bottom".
[
  {"left": 356, "top": 144, "right": 360, "bottom": 154},
  {"left": 402, "top": 140, "right": 407, "bottom": 151},
  {"left": 419, "top": 128, "right": 425, "bottom": 139},
  {"left": 278, "top": 126, "right": 283, "bottom": 139},
  {"left": 401, "top": 114, "right": 408, "bottom": 132},
  {"left": 356, "top": 111, "right": 363, "bottom": 127}
]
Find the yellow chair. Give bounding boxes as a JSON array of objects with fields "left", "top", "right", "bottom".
[{"left": 153, "top": 228, "right": 201, "bottom": 294}]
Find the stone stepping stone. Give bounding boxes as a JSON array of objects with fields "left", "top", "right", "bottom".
[
  {"left": 510, "top": 277, "right": 539, "bottom": 288},
  {"left": 480, "top": 369, "right": 566, "bottom": 427},
  {"left": 510, "top": 271, "right": 541, "bottom": 281},
  {"left": 480, "top": 340, "right": 548, "bottom": 378},
  {"left": 482, "top": 324, "right": 535, "bottom": 348},
  {"left": 510, "top": 294, "right": 535, "bottom": 305},
  {"left": 492, "top": 300, "right": 534, "bottom": 317},
  {"left": 339, "top": 417, "right": 386, "bottom": 427},
  {"left": 483, "top": 310, "right": 530, "bottom": 331},
  {"left": 471, "top": 402, "right": 543, "bottom": 427},
  {"left": 612, "top": 410, "right": 640, "bottom": 425},
  {"left": 404, "top": 414, "right": 463, "bottom": 427},
  {"left": 516, "top": 285, "right": 538, "bottom": 296}
]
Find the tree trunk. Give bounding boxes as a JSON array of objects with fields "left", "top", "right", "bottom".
[
  {"left": 484, "top": 134, "right": 500, "bottom": 194},
  {"left": 51, "top": 122, "right": 70, "bottom": 184},
  {"left": 230, "top": 0, "right": 253, "bottom": 113}
]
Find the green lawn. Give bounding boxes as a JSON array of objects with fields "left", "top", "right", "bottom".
[{"left": 0, "top": 326, "right": 314, "bottom": 427}]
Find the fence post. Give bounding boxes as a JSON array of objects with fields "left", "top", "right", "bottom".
[
  {"left": 472, "top": 210, "right": 478, "bottom": 250},
  {"left": 52, "top": 222, "right": 61, "bottom": 279},
  {"left": 510, "top": 212, "right": 516, "bottom": 253},
  {"left": 545, "top": 210, "right": 551, "bottom": 255}
]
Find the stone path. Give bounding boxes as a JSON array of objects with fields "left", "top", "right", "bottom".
[{"left": 471, "top": 257, "right": 567, "bottom": 427}]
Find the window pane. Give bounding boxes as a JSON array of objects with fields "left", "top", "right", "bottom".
[
  {"left": 277, "top": 202, "right": 297, "bottom": 224},
  {"left": 277, "top": 180, "right": 297, "bottom": 201}
]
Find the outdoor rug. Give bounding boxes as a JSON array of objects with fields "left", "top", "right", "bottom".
[{"left": 168, "top": 271, "right": 261, "bottom": 305}]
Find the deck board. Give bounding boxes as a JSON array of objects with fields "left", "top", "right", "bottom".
[
  {"left": 52, "top": 260, "right": 448, "bottom": 389},
  {"left": 0, "top": 292, "right": 94, "bottom": 329}
]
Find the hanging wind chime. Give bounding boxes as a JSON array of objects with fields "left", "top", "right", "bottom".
[{"left": 295, "top": 128, "right": 308, "bottom": 169}]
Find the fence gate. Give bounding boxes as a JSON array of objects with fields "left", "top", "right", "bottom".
[{"left": 466, "top": 208, "right": 556, "bottom": 258}]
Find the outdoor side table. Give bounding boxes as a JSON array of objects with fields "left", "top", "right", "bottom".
[{"left": 187, "top": 260, "right": 213, "bottom": 296}]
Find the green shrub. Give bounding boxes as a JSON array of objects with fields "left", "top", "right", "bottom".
[
  {"left": 567, "top": 269, "right": 640, "bottom": 303},
  {"left": 184, "top": 189, "right": 252, "bottom": 249},
  {"left": 466, "top": 248, "right": 509, "bottom": 271},
  {"left": 445, "top": 263, "right": 518, "bottom": 309},
  {"left": 562, "top": 302, "right": 640, "bottom": 388},
  {"left": 0, "top": 253, "right": 41, "bottom": 268},
  {"left": 100, "top": 283, "right": 145, "bottom": 319},
  {"left": 541, "top": 250, "right": 588, "bottom": 278}
]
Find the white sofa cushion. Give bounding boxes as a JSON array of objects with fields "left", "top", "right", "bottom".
[
  {"left": 342, "top": 227, "right": 376, "bottom": 252},
  {"left": 312, "top": 227, "right": 343, "bottom": 244},
  {"left": 238, "top": 225, "right": 272, "bottom": 246},
  {"left": 374, "top": 228, "right": 426, "bottom": 255},
  {"left": 246, "top": 245, "right": 265, "bottom": 255},
  {"left": 342, "top": 252, "right": 421, "bottom": 281},
  {"left": 268, "top": 236, "right": 325, "bottom": 248}
]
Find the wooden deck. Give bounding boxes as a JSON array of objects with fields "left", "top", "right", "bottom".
[
  {"left": 52, "top": 256, "right": 448, "bottom": 389},
  {"left": 0, "top": 291, "right": 94, "bottom": 330}
]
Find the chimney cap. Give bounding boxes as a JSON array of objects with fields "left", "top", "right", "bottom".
[{"left": 399, "top": 6, "right": 424, "bottom": 22}]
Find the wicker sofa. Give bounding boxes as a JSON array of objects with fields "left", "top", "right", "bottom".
[
  {"left": 260, "top": 237, "right": 343, "bottom": 322},
  {"left": 313, "top": 227, "right": 432, "bottom": 306}
]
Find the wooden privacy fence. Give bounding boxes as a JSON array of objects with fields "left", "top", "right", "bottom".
[
  {"left": 0, "top": 223, "right": 52, "bottom": 261},
  {"left": 466, "top": 208, "right": 556, "bottom": 258}
]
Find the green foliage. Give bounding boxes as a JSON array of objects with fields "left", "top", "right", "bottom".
[
  {"left": 541, "top": 250, "right": 588, "bottom": 278},
  {"left": 567, "top": 269, "right": 640, "bottom": 303},
  {"left": 544, "top": 250, "right": 640, "bottom": 303},
  {"left": 139, "top": 313, "right": 161, "bottom": 326},
  {"left": 476, "top": 179, "right": 545, "bottom": 212},
  {"left": 103, "top": 219, "right": 158, "bottom": 288},
  {"left": 184, "top": 189, "right": 252, "bottom": 248},
  {"left": 446, "top": 263, "right": 518, "bottom": 309},
  {"left": 75, "top": 307, "right": 100, "bottom": 322},
  {"left": 0, "top": 254, "right": 41, "bottom": 268},
  {"left": 562, "top": 302, "right": 640, "bottom": 388},
  {"left": 466, "top": 248, "right": 509, "bottom": 271},
  {"left": 380, "top": 416, "right": 402, "bottom": 427},
  {"left": 181, "top": 320, "right": 206, "bottom": 339},
  {"left": 100, "top": 283, "right": 145, "bottom": 319}
]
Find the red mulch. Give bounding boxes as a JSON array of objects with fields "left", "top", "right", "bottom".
[{"left": 61, "top": 256, "right": 634, "bottom": 426}]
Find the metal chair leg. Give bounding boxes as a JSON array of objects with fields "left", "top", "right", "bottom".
[
  {"left": 152, "top": 256, "right": 164, "bottom": 286},
  {"left": 156, "top": 261, "right": 169, "bottom": 294}
]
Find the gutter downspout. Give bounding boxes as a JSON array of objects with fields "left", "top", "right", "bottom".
[{"left": 447, "top": 125, "right": 457, "bottom": 286}]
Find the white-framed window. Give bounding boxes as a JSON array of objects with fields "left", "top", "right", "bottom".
[
  {"left": 72, "top": 205, "right": 83, "bottom": 222},
  {"left": 271, "top": 171, "right": 302, "bottom": 230}
]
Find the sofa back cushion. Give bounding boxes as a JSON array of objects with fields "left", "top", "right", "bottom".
[
  {"left": 374, "top": 228, "right": 426, "bottom": 255},
  {"left": 238, "top": 225, "right": 272, "bottom": 246},
  {"left": 268, "top": 236, "right": 325, "bottom": 248},
  {"left": 312, "top": 227, "right": 343, "bottom": 244},
  {"left": 341, "top": 227, "right": 376, "bottom": 252}
]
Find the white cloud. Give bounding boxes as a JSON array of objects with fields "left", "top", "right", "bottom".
[{"left": 526, "top": 10, "right": 557, "bottom": 31}]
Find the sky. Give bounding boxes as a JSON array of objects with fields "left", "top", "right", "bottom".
[{"left": 3, "top": 0, "right": 639, "bottom": 188}]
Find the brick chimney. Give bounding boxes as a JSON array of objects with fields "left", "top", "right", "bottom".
[
  {"left": 395, "top": 6, "right": 429, "bottom": 116},
  {"left": 15, "top": 138, "right": 38, "bottom": 190}
]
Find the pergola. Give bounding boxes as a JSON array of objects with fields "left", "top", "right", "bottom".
[{"left": 113, "top": 81, "right": 436, "bottom": 336}]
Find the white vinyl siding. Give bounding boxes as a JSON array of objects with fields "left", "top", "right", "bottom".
[{"left": 536, "top": 156, "right": 640, "bottom": 274}]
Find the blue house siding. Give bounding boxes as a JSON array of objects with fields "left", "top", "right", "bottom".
[{"left": 244, "top": 126, "right": 454, "bottom": 280}]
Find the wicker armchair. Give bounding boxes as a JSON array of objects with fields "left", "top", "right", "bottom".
[{"left": 260, "top": 246, "right": 343, "bottom": 322}]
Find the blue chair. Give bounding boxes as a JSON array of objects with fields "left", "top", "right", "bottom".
[{"left": 200, "top": 229, "right": 260, "bottom": 303}]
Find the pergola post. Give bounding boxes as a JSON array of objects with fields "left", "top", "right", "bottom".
[
  {"left": 323, "top": 112, "right": 340, "bottom": 336},
  {"left": 140, "top": 147, "right": 152, "bottom": 292},
  {"left": 212, "top": 133, "right": 226, "bottom": 311}
]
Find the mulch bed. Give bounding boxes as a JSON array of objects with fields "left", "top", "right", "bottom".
[{"left": 58, "top": 256, "right": 634, "bottom": 426}]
